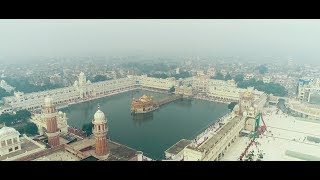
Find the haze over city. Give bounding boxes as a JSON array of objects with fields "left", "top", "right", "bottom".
[
  {"left": 0, "top": 19, "right": 320, "bottom": 64},
  {"left": 1, "top": 19, "right": 320, "bottom": 162}
]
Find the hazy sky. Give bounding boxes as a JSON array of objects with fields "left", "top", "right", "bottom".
[{"left": 0, "top": 19, "right": 320, "bottom": 63}]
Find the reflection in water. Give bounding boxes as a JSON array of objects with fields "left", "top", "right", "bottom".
[
  {"left": 63, "top": 89, "right": 229, "bottom": 159},
  {"left": 132, "top": 112, "right": 154, "bottom": 126},
  {"left": 173, "top": 98, "right": 193, "bottom": 108}
]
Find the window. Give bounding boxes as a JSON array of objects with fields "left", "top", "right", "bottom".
[
  {"left": 15, "top": 146, "right": 18, "bottom": 150},
  {"left": 1, "top": 141, "right": 5, "bottom": 147},
  {"left": 13, "top": 138, "right": 17, "bottom": 143},
  {"left": 9, "top": 148, "right": 12, "bottom": 152},
  {"left": 7, "top": 139, "right": 12, "bottom": 145}
]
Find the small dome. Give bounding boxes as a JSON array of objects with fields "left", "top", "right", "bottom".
[
  {"left": 93, "top": 109, "right": 106, "bottom": 123},
  {"left": 0, "top": 126, "right": 20, "bottom": 140},
  {"left": 249, "top": 107, "right": 254, "bottom": 111},
  {"left": 79, "top": 72, "right": 85, "bottom": 76},
  {"left": 44, "top": 96, "right": 53, "bottom": 107}
]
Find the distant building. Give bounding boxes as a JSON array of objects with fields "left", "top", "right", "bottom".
[
  {"left": 262, "top": 76, "right": 271, "bottom": 83},
  {"left": 297, "top": 78, "right": 320, "bottom": 105},
  {"left": 0, "top": 126, "right": 21, "bottom": 157},
  {"left": 206, "top": 68, "right": 215, "bottom": 78},
  {"left": 0, "top": 80, "right": 15, "bottom": 93},
  {"left": 43, "top": 96, "right": 60, "bottom": 147},
  {"left": 175, "top": 68, "right": 180, "bottom": 74},
  {"left": 244, "top": 73, "right": 255, "bottom": 81}
]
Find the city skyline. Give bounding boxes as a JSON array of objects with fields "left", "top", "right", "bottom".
[{"left": 0, "top": 19, "right": 320, "bottom": 64}]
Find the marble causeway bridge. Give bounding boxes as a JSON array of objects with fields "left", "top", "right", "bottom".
[{"left": 154, "top": 94, "right": 183, "bottom": 107}]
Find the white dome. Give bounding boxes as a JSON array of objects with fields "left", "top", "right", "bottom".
[
  {"left": 93, "top": 109, "right": 106, "bottom": 123},
  {"left": 44, "top": 96, "right": 53, "bottom": 107},
  {"left": 79, "top": 72, "right": 85, "bottom": 76},
  {"left": 0, "top": 127, "right": 20, "bottom": 140}
]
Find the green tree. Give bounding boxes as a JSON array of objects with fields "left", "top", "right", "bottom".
[
  {"left": 15, "top": 110, "right": 32, "bottom": 122},
  {"left": 256, "top": 65, "right": 268, "bottom": 74},
  {"left": 169, "top": 86, "right": 175, "bottom": 93},
  {"left": 225, "top": 73, "right": 232, "bottom": 80},
  {"left": 237, "top": 78, "right": 288, "bottom": 97},
  {"left": 0, "top": 87, "right": 12, "bottom": 99},
  {"left": 213, "top": 72, "right": 224, "bottom": 80},
  {"left": 82, "top": 123, "right": 93, "bottom": 136},
  {"left": 172, "top": 71, "right": 192, "bottom": 79},
  {"left": 15, "top": 122, "right": 38, "bottom": 135},
  {"left": 228, "top": 102, "right": 238, "bottom": 110},
  {"left": 92, "top": 75, "right": 107, "bottom": 82},
  {"left": 234, "top": 74, "right": 244, "bottom": 83},
  {"left": 0, "top": 113, "right": 15, "bottom": 125},
  {"left": 148, "top": 73, "right": 169, "bottom": 79}
]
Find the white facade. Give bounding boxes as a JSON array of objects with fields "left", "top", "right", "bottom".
[
  {"left": 3, "top": 73, "right": 138, "bottom": 111},
  {"left": 0, "top": 106, "right": 13, "bottom": 116},
  {"left": 30, "top": 111, "right": 69, "bottom": 135},
  {"left": 0, "top": 127, "right": 21, "bottom": 156},
  {"left": 207, "top": 79, "right": 240, "bottom": 102},
  {"left": 298, "top": 78, "right": 320, "bottom": 103},
  {"left": 263, "top": 76, "right": 271, "bottom": 83},
  {"left": 0, "top": 80, "right": 15, "bottom": 92},
  {"left": 175, "top": 68, "right": 180, "bottom": 74},
  {"left": 137, "top": 75, "right": 176, "bottom": 90},
  {"left": 244, "top": 73, "right": 255, "bottom": 81},
  {"left": 175, "top": 85, "right": 193, "bottom": 96},
  {"left": 206, "top": 68, "right": 215, "bottom": 78}
]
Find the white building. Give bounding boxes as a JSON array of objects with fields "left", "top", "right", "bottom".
[
  {"left": 0, "top": 126, "right": 21, "bottom": 157},
  {"left": 3, "top": 72, "right": 137, "bottom": 111},
  {"left": 0, "top": 80, "right": 15, "bottom": 92},
  {"left": 137, "top": 75, "right": 176, "bottom": 90},
  {"left": 297, "top": 78, "right": 320, "bottom": 104},
  {"left": 207, "top": 68, "right": 215, "bottom": 78},
  {"left": 2, "top": 73, "right": 178, "bottom": 111},
  {"left": 244, "top": 73, "right": 255, "bottom": 81},
  {"left": 30, "top": 111, "right": 69, "bottom": 135},
  {"left": 175, "top": 68, "right": 180, "bottom": 74},
  {"left": 263, "top": 76, "right": 271, "bottom": 84}
]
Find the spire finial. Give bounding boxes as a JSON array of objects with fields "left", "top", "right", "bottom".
[{"left": 98, "top": 104, "right": 100, "bottom": 110}]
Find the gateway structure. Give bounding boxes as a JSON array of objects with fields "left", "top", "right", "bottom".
[{"left": 2, "top": 73, "right": 177, "bottom": 111}]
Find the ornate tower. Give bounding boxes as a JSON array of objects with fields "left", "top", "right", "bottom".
[
  {"left": 92, "top": 106, "right": 109, "bottom": 157},
  {"left": 78, "top": 72, "right": 86, "bottom": 86},
  {"left": 44, "top": 96, "right": 60, "bottom": 147}
]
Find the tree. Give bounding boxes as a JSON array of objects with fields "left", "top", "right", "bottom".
[
  {"left": 172, "top": 71, "right": 192, "bottom": 79},
  {"left": 234, "top": 74, "right": 244, "bottom": 83},
  {"left": 213, "top": 72, "right": 224, "bottom": 80},
  {"left": 82, "top": 123, "right": 93, "bottom": 136},
  {"left": 0, "top": 87, "right": 12, "bottom": 99},
  {"left": 15, "top": 110, "right": 31, "bottom": 122},
  {"left": 15, "top": 122, "right": 38, "bottom": 135},
  {"left": 237, "top": 79, "right": 288, "bottom": 97},
  {"left": 148, "top": 73, "right": 168, "bottom": 79},
  {"left": 0, "top": 113, "right": 15, "bottom": 125},
  {"left": 169, "top": 86, "right": 175, "bottom": 93},
  {"left": 0, "top": 109, "right": 32, "bottom": 124},
  {"left": 92, "top": 75, "right": 112, "bottom": 83},
  {"left": 225, "top": 73, "right": 232, "bottom": 80},
  {"left": 228, "top": 102, "right": 238, "bottom": 110},
  {"left": 256, "top": 65, "right": 268, "bottom": 74}
]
